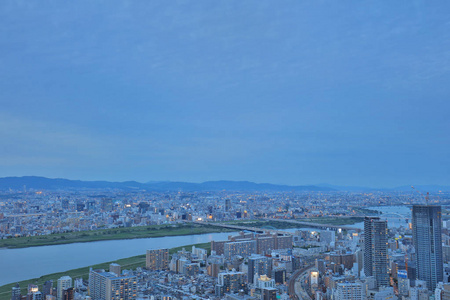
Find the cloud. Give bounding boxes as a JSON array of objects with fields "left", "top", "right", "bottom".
[{"left": 0, "top": 113, "right": 113, "bottom": 167}]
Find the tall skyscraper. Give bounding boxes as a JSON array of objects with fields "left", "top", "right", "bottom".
[
  {"left": 412, "top": 205, "right": 443, "bottom": 291},
  {"left": 364, "top": 217, "right": 388, "bottom": 287}
]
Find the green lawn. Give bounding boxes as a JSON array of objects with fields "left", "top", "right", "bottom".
[
  {"left": 0, "top": 223, "right": 232, "bottom": 249},
  {"left": 0, "top": 242, "right": 211, "bottom": 300}
]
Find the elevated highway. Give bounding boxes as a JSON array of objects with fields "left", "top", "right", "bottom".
[{"left": 288, "top": 264, "right": 314, "bottom": 299}]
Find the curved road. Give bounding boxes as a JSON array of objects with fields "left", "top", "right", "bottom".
[{"left": 288, "top": 264, "right": 313, "bottom": 299}]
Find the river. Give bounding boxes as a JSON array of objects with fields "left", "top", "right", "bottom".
[
  {"left": 0, "top": 231, "right": 238, "bottom": 286},
  {"left": 366, "top": 205, "right": 412, "bottom": 228},
  {"left": 1, "top": 228, "right": 312, "bottom": 286}
]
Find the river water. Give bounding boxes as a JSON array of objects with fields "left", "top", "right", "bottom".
[
  {"left": 366, "top": 205, "right": 412, "bottom": 228},
  {"left": 0, "top": 231, "right": 238, "bottom": 286},
  {"left": 1, "top": 228, "right": 312, "bottom": 286}
]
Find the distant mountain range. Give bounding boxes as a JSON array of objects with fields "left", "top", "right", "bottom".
[
  {"left": 0, "top": 176, "right": 334, "bottom": 192},
  {"left": 0, "top": 176, "right": 448, "bottom": 192}
]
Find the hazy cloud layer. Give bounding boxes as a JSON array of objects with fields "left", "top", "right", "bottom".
[{"left": 0, "top": 1, "right": 449, "bottom": 187}]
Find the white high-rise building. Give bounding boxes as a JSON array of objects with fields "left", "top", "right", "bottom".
[
  {"left": 88, "top": 269, "right": 137, "bottom": 300},
  {"left": 334, "top": 282, "right": 364, "bottom": 300},
  {"left": 56, "top": 276, "right": 72, "bottom": 300}
]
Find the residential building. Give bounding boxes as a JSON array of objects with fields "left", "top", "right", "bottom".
[
  {"left": 364, "top": 217, "right": 389, "bottom": 287},
  {"left": 146, "top": 249, "right": 169, "bottom": 270}
]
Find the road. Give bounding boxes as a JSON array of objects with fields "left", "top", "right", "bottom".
[
  {"left": 288, "top": 264, "right": 314, "bottom": 300},
  {"left": 265, "top": 218, "right": 362, "bottom": 232},
  {"left": 193, "top": 221, "right": 294, "bottom": 235}
]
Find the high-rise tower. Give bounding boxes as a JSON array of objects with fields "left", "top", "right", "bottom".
[
  {"left": 412, "top": 205, "right": 443, "bottom": 291},
  {"left": 364, "top": 217, "right": 388, "bottom": 287},
  {"left": 146, "top": 249, "right": 169, "bottom": 270},
  {"left": 56, "top": 276, "right": 72, "bottom": 300}
]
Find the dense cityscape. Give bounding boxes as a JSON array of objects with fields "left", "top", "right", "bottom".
[{"left": 2, "top": 186, "right": 450, "bottom": 300}]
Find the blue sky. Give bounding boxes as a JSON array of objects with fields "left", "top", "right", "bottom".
[{"left": 0, "top": 1, "right": 449, "bottom": 187}]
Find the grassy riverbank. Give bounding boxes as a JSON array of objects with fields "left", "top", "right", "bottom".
[
  {"left": 222, "top": 219, "right": 308, "bottom": 229},
  {"left": 220, "top": 217, "right": 363, "bottom": 228},
  {"left": 353, "top": 207, "right": 379, "bottom": 215},
  {"left": 0, "top": 223, "right": 232, "bottom": 249},
  {"left": 299, "top": 216, "right": 364, "bottom": 225},
  {"left": 0, "top": 242, "right": 211, "bottom": 300}
]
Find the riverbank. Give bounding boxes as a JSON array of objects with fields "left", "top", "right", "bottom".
[
  {"left": 0, "top": 242, "right": 211, "bottom": 300},
  {"left": 221, "top": 217, "right": 364, "bottom": 228},
  {"left": 0, "top": 223, "right": 232, "bottom": 249},
  {"left": 221, "top": 219, "right": 310, "bottom": 229},
  {"left": 298, "top": 216, "right": 364, "bottom": 225}
]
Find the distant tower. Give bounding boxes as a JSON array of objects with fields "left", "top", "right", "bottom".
[
  {"left": 412, "top": 205, "right": 443, "bottom": 291},
  {"left": 364, "top": 217, "right": 388, "bottom": 287},
  {"left": 225, "top": 199, "right": 231, "bottom": 212}
]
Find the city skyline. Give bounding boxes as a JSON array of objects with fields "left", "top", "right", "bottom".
[
  {"left": 0, "top": 175, "right": 449, "bottom": 192},
  {"left": 1, "top": 1, "right": 450, "bottom": 187},
  {"left": 1, "top": 184, "right": 448, "bottom": 298}
]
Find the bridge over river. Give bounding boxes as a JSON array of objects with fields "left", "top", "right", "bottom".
[
  {"left": 264, "top": 218, "right": 362, "bottom": 233},
  {"left": 194, "top": 218, "right": 362, "bottom": 235}
]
